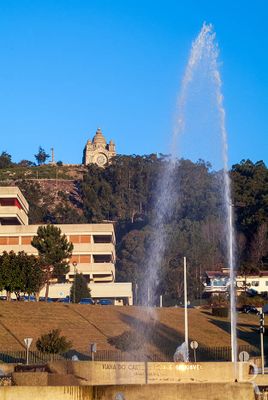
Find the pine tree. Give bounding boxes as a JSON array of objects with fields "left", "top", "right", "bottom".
[
  {"left": 70, "top": 273, "right": 91, "bottom": 303},
  {"left": 31, "top": 225, "right": 73, "bottom": 301}
]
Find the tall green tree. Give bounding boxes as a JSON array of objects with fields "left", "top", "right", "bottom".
[
  {"left": 70, "top": 273, "right": 91, "bottom": 303},
  {"left": 0, "top": 151, "right": 13, "bottom": 169},
  {"left": 17, "top": 252, "right": 45, "bottom": 297},
  {"left": 31, "top": 225, "right": 73, "bottom": 301},
  {"left": 34, "top": 146, "right": 49, "bottom": 165},
  {"left": 0, "top": 251, "right": 22, "bottom": 300},
  {"left": 0, "top": 251, "right": 44, "bottom": 300}
]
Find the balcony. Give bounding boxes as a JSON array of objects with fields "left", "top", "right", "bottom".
[
  {"left": 68, "top": 262, "right": 115, "bottom": 274},
  {"left": 0, "top": 206, "right": 28, "bottom": 226},
  {"left": 67, "top": 263, "right": 115, "bottom": 282},
  {"left": 69, "top": 242, "right": 115, "bottom": 254},
  {"left": 203, "top": 285, "right": 228, "bottom": 293}
]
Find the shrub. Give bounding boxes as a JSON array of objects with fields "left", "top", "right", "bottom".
[
  {"left": 108, "top": 330, "right": 143, "bottom": 352},
  {"left": 36, "top": 329, "right": 72, "bottom": 354},
  {"left": 211, "top": 293, "right": 229, "bottom": 307},
  {"left": 237, "top": 293, "right": 265, "bottom": 307},
  {"left": 212, "top": 307, "right": 229, "bottom": 317}
]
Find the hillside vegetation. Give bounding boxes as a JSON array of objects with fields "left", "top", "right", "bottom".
[{"left": 0, "top": 154, "right": 268, "bottom": 303}]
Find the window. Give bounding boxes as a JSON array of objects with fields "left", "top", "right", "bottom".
[
  {"left": 21, "top": 236, "right": 33, "bottom": 245},
  {"left": 0, "top": 236, "right": 19, "bottom": 245},
  {"left": 251, "top": 281, "right": 259, "bottom": 287},
  {"left": 70, "top": 255, "right": 91, "bottom": 264},
  {"left": 69, "top": 235, "right": 91, "bottom": 244},
  {"left": 93, "top": 235, "right": 113, "bottom": 244},
  {"left": 79, "top": 255, "right": 91, "bottom": 263},
  {"left": 9, "top": 237, "right": 19, "bottom": 245},
  {"left": 0, "top": 198, "right": 22, "bottom": 209},
  {"left": 93, "top": 254, "right": 112, "bottom": 263},
  {"left": 265, "top": 281, "right": 268, "bottom": 286},
  {"left": 0, "top": 237, "right": 7, "bottom": 245},
  {"left": 80, "top": 235, "right": 91, "bottom": 244}
]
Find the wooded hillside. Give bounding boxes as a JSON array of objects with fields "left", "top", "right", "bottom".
[{"left": 0, "top": 155, "right": 267, "bottom": 302}]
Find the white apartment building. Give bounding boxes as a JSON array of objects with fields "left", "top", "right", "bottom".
[
  {"left": 0, "top": 186, "right": 133, "bottom": 304},
  {"left": 203, "top": 269, "right": 268, "bottom": 296}
]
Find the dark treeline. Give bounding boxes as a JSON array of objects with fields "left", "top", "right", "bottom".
[{"left": 2, "top": 155, "right": 267, "bottom": 302}]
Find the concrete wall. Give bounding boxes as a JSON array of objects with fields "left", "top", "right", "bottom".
[
  {"left": 0, "top": 386, "right": 93, "bottom": 400},
  {"left": 12, "top": 372, "right": 48, "bottom": 386},
  {"left": 45, "top": 361, "right": 251, "bottom": 385},
  {"left": 93, "top": 383, "right": 255, "bottom": 400},
  {"left": 0, "top": 383, "right": 255, "bottom": 400}
]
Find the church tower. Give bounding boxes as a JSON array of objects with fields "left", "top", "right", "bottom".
[{"left": 83, "top": 128, "right": 116, "bottom": 167}]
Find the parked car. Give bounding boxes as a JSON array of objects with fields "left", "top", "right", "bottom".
[
  {"left": 97, "top": 299, "right": 113, "bottom": 305},
  {"left": 263, "top": 304, "right": 268, "bottom": 314},
  {"left": 57, "top": 297, "right": 70, "bottom": 303},
  {"left": 242, "top": 305, "right": 258, "bottom": 314},
  {"left": 79, "top": 298, "right": 95, "bottom": 305},
  {"left": 24, "top": 295, "right": 36, "bottom": 302},
  {"left": 246, "top": 288, "right": 258, "bottom": 297},
  {"left": 39, "top": 297, "right": 53, "bottom": 303}
]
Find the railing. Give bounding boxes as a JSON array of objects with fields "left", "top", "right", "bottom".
[
  {"left": 203, "top": 286, "right": 227, "bottom": 293},
  {"left": 0, "top": 344, "right": 260, "bottom": 364},
  {"left": 195, "top": 344, "right": 260, "bottom": 362},
  {"left": 0, "top": 351, "right": 65, "bottom": 364}
]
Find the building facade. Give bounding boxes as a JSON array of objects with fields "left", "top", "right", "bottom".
[
  {"left": 0, "top": 187, "right": 132, "bottom": 304},
  {"left": 203, "top": 269, "right": 268, "bottom": 296},
  {"left": 83, "top": 128, "right": 116, "bottom": 167},
  {"left": 0, "top": 187, "right": 29, "bottom": 226}
]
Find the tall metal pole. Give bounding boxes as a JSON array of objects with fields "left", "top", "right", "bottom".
[
  {"left": 26, "top": 347, "right": 29, "bottom": 365},
  {"left": 73, "top": 262, "right": 77, "bottom": 304},
  {"left": 261, "top": 330, "right": 265, "bottom": 375},
  {"left": 260, "top": 312, "right": 265, "bottom": 374},
  {"left": 184, "top": 257, "right": 189, "bottom": 361},
  {"left": 229, "top": 203, "right": 236, "bottom": 363}
]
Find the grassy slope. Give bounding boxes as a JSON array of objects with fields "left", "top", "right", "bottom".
[{"left": 0, "top": 303, "right": 260, "bottom": 357}]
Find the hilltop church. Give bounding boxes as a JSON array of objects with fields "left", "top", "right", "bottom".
[{"left": 83, "top": 128, "right": 116, "bottom": 167}]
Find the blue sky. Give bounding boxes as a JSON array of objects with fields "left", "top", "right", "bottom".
[{"left": 0, "top": 0, "right": 267, "bottom": 167}]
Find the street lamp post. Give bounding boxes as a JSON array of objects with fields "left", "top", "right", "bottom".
[
  {"left": 184, "top": 257, "right": 189, "bottom": 361},
  {"left": 72, "top": 261, "right": 77, "bottom": 303}
]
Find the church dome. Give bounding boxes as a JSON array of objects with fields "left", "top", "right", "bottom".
[{"left": 92, "top": 128, "right": 106, "bottom": 145}]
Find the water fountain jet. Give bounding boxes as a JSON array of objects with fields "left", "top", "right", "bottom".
[{"left": 145, "top": 22, "right": 237, "bottom": 363}]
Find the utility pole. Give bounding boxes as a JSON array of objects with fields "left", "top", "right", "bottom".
[{"left": 184, "top": 257, "right": 189, "bottom": 361}]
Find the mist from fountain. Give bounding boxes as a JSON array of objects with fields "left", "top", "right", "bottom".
[{"left": 144, "top": 23, "right": 236, "bottom": 362}]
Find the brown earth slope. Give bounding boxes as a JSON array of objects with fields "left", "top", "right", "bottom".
[{"left": 0, "top": 303, "right": 260, "bottom": 358}]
